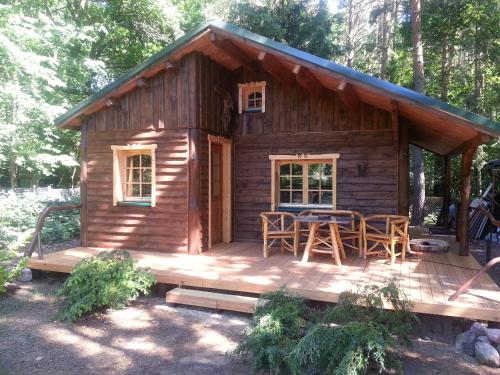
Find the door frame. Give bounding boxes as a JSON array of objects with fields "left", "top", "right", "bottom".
[{"left": 208, "top": 135, "right": 232, "bottom": 249}]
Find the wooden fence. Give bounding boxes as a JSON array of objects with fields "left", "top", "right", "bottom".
[{"left": 0, "top": 187, "right": 80, "bottom": 201}]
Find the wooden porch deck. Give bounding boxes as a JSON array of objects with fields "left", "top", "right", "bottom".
[{"left": 28, "top": 237, "right": 500, "bottom": 321}]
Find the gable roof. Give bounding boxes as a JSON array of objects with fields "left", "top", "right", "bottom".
[{"left": 56, "top": 20, "right": 500, "bottom": 155}]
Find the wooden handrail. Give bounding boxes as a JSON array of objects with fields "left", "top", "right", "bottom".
[
  {"left": 449, "top": 256, "right": 500, "bottom": 301},
  {"left": 24, "top": 204, "right": 82, "bottom": 259}
]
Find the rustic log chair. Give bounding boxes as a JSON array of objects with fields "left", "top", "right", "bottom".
[
  {"left": 260, "top": 212, "right": 298, "bottom": 258},
  {"left": 297, "top": 209, "right": 364, "bottom": 256},
  {"left": 361, "top": 214, "right": 409, "bottom": 264}
]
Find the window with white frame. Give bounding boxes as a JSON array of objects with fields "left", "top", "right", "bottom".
[
  {"left": 269, "top": 154, "right": 339, "bottom": 210},
  {"left": 238, "top": 81, "right": 266, "bottom": 113},
  {"left": 111, "top": 144, "right": 157, "bottom": 206}
]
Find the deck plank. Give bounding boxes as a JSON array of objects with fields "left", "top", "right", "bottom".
[{"left": 28, "top": 238, "right": 500, "bottom": 322}]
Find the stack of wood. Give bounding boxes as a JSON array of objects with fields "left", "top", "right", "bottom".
[{"left": 469, "top": 183, "right": 493, "bottom": 240}]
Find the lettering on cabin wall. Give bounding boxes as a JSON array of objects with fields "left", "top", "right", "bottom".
[
  {"left": 358, "top": 162, "right": 368, "bottom": 177},
  {"left": 296, "top": 153, "right": 311, "bottom": 159}
]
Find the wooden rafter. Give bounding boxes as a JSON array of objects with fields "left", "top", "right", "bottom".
[
  {"left": 105, "top": 97, "right": 120, "bottom": 108},
  {"left": 336, "top": 81, "right": 360, "bottom": 111},
  {"left": 258, "top": 52, "right": 296, "bottom": 86},
  {"left": 448, "top": 133, "right": 491, "bottom": 156},
  {"left": 164, "top": 60, "right": 178, "bottom": 73},
  {"left": 137, "top": 78, "right": 149, "bottom": 89},
  {"left": 294, "top": 66, "right": 324, "bottom": 97},
  {"left": 211, "top": 34, "right": 257, "bottom": 72}
]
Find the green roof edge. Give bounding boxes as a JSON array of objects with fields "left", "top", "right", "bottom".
[{"left": 55, "top": 20, "right": 500, "bottom": 136}]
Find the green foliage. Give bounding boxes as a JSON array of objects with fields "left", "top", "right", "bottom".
[
  {"left": 0, "top": 250, "right": 28, "bottom": 293},
  {"left": 41, "top": 199, "right": 81, "bottom": 243},
  {"left": 57, "top": 250, "right": 156, "bottom": 322},
  {"left": 226, "top": 0, "right": 341, "bottom": 60},
  {"left": 235, "top": 288, "right": 310, "bottom": 374},
  {"left": 0, "top": 193, "right": 80, "bottom": 252},
  {"left": 236, "top": 281, "right": 418, "bottom": 375}
]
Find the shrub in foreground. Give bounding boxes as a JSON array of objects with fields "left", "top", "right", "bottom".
[
  {"left": 57, "top": 250, "right": 156, "bottom": 321},
  {"left": 236, "top": 280, "right": 418, "bottom": 375},
  {"left": 0, "top": 251, "right": 28, "bottom": 293}
]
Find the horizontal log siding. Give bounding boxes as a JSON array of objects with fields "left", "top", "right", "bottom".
[
  {"left": 233, "top": 130, "right": 398, "bottom": 242},
  {"left": 85, "top": 128, "right": 189, "bottom": 253}
]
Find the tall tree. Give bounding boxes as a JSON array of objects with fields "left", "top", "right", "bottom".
[
  {"left": 410, "top": 0, "right": 425, "bottom": 225},
  {"left": 226, "top": 0, "right": 341, "bottom": 59}
]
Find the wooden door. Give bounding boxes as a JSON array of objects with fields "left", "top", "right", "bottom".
[{"left": 210, "top": 143, "right": 223, "bottom": 245}]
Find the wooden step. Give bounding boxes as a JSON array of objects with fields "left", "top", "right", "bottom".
[{"left": 165, "top": 287, "right": 261, "bottom": 313}]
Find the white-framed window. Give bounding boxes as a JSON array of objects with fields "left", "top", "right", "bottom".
[
  {"left": 111, "top": 144, "right": 157, "bottom": 207},
  {"left": 238, "top": 81, "right": 266, "bottom": 113},
  {"left": 269, "top": 154, "right": 339, "bottom": 211}
]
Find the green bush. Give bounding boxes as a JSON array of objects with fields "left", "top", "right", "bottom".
[
  {"left": 236, "top": 281, "right": 418, "bottom": 375},
  {"left": 0, "top": 250, "right": 28, "bottom": 293},
  {"left": 57, "top": 250, "right": 156, "bottom": 322},
  {"left": 235, "top": 288, "right": 310, "bottom": 374},
  {"left": 0, "top": 193, "right": 80, "bottom": 253},
  {"left": 41, "top": 200, "right": 80, "bottom": 243}
]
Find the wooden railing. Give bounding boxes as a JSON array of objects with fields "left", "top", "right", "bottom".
[
  {"left": 448, "top": 205, "right": 499, "bottom": 301},
  {"left": 449, "top": 257, "right": 500, "bottom": 301},
  {"left": 24, "top": 204, "right": 82, "bottom": 259}
]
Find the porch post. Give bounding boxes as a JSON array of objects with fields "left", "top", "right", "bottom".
[
  {"left": 80, "top": 123, "right": 88, "bottom": 247},
  {"left": 442, "top": 154, "right": 451, "bottom": 227},
  {"left": 397, "top": 121, "right": 409, "bottom": 215},
  {"left": 188, "top": 128, "right": 202, "bottom": 254},
  {"left": 458, "top": 146, "right": 476, "bottom": 256}
]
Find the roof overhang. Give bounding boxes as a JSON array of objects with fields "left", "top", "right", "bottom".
[{"left": 56, "top": 20, "right": 500, "bottom": 156}]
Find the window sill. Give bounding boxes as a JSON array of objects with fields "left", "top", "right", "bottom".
[
  {"left": 117, "top": 201, "right": 152, "bottom": 207},
  {"left": 243, "top": 108, "right": 263, "bottom": 113},
  {"left": 277, "top": 205, "right": 333, "bottom": 213}
]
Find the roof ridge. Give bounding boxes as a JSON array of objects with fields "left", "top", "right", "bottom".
[{"left": 55, "top": 19, "right": 500, "bottom": 135}]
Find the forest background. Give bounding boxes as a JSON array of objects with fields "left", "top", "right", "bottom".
[{"left": 1, "top": 0, "right": 498, "bottom": 223}]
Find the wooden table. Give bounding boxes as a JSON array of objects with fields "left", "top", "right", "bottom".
[{"left": 296, "top": 215, "right": 351, "bottom": 265}]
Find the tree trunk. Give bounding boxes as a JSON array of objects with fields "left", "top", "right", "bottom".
[
  {"left": 346, "top": 0, "right": 355, "bottom": 68},
  {"left": 379, "top": 0, "right": 389, "bottom": 79},
  {"left": 410, "top": 0, "right": 425, "bottom": 226},
  {"left": 411, "top": 146, "right": 425, "bottom": 226},
  {"left": 9, "top": 159, "right": 17, "bottom": 189},
  {"left": 440, "top": 45, "right": 453, "bottom": 102},
  {"left": 473, "top": 25, "right": 484, "bottom": 114}
]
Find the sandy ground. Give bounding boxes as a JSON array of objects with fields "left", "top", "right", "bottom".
[
  {"left": 0, "top": 275, "right": 498, "bottom": 375},
  {"left": 0, "top": 276, "right": 249, "bottom": 375}
]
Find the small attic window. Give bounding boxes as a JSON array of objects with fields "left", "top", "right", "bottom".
[{"left": 238, "top": 82, "right": 266, "bottom": 114}]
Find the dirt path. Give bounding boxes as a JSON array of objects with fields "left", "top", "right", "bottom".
[
  {"left": 0, "top": 276, "right": 249, "bottom": 375},
  {"left": 0, "top": 276, "right": 497, "bottom": 375}
]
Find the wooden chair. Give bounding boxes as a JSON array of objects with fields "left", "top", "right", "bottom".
[
  {"left": 260, "top": 212, "right": 298, "bottom": 257},
  {"left": 362, "top": 214, "right": 409, "bottom": 264},
  {"left": 297, "top": 210, "right": 363, "bottom": 256}
]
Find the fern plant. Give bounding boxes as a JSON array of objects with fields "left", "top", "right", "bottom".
[
  {"left": 57, "top": 250, "right": 156, "bottom": 322},
  {"left": 237, "top": 280, "right": 418, "bottom": 375},
  {"left": 235, "top": 288, "right": 310, "bottom": 374},
  {"left": 0, "top": 252, "right": 28, "bottom": 293}
]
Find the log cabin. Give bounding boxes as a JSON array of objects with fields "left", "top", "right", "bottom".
[{"left": 28, "top": 21, "right": 500, "bottom": 320}]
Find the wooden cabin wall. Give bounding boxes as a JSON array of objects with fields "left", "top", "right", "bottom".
[
  {"left": 231, "top": 67, "right": 397, "bottom": 242},
  {"left": 82, "top": 54, "right": 200, "bottom": 253},
  {"left": 197, "top": 55, "right": 233, "bottom": 251},
  {"left": 84, "top": 127, "right": 189, "bottom": 252}
]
